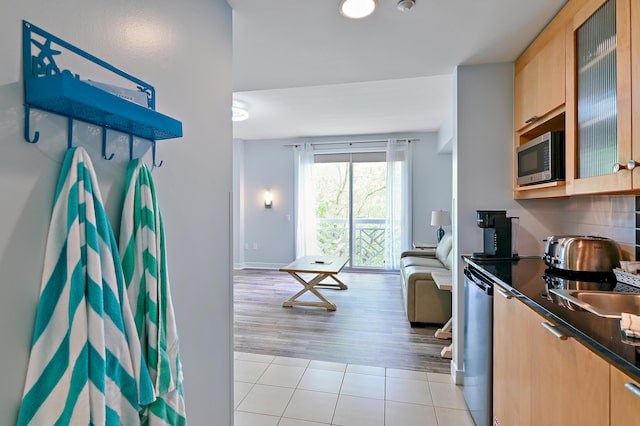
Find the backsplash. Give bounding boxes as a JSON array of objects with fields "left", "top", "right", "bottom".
[{"left": 562, "top": 195, "right": 636, "bottom": 260}]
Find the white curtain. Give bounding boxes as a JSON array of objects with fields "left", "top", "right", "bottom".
[
  {"left": 384, "top": 139, "right": 410, "bottom": 270},
  {"left": 294, "top": 143, "right": 319, "bottom": 257}
]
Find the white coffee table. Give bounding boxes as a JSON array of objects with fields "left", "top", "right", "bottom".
[{"left": 279, "top": 256, "right": 350, "bottom": 311}]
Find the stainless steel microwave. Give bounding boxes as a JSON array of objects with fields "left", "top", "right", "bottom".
[{"left": 516, "top": 131, "right": 565, "bottom": 186}]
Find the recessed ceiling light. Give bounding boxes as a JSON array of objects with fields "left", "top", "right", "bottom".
[
  {"left": 232, "top": 101, "right": 249, "bottom": 122},
  {"left": 339, "top": 0, "right": 377, "bottom": 19},
  {"left": 397, "top": 0, "right": 416, "bottom": 12}
]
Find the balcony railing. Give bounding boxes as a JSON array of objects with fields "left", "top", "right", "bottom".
[{"left": 317, "top": 218, "right": 386, "bottom": 268}]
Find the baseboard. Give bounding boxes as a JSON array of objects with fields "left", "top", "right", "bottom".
[
  {"left": 451, "top": 360, "right": 464, "bottom": 385},
  {"left": 241, "top": 262, "right": 282, "bottom": 270}
]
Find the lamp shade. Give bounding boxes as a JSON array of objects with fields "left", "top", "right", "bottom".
[{"left": 430, "top": 210, "right": 451, "bottom": 227}]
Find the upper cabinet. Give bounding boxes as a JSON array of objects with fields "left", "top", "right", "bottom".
[
  {"left": 513, "top": 0, "right": 640, "bottom": 199},
  {"left": 565, "top": 0, "right": 632, "bottom": 195},
  {"left": 514, "top": 28, "right": 566, "bottom": 132}
]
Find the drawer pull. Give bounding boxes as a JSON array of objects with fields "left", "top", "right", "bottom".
[
  {"left": 541, "top": 322, "right": 568, "bottom": 340},
  {"left": 613, "top": 160, "right": 637, "bottom": 173},
  {"left": 496, "top": 287, "right": 513, "bottom": 300},
  {"left": 525, "top": 116, "right": 539, "bottom": 124},
  {"left": 613, "top": 163, "right": 629, "bottom": 173},
  {"left": 625, "top": 382, "right": 640, "bottom": 398}
]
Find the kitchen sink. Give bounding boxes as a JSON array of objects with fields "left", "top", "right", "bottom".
[{"left": 549, "top": 289, "right": 640, "bottom": 319}]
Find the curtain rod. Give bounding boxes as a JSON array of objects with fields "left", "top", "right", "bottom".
[{"left": 283, "top": 138, "right": 418, "bottom": 147}]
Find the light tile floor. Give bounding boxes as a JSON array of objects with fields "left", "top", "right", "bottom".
[{"left": 234, "top": 352, "right": 474, "bottom": 426}]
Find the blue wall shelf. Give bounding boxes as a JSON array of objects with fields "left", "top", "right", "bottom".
[
  {"left": 22, "top": 20, "right": 182, "bottom": 160},
  {"left": 25, "top": 73, "right": 182, "bottom": 141}
]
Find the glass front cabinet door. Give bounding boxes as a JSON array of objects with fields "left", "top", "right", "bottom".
[{"left": 566, "top": 0, "right": 633, "bottom": 194}]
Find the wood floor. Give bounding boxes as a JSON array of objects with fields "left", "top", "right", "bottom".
[{"left": 233, "top": 269, "right": 451, "bottom": 374}]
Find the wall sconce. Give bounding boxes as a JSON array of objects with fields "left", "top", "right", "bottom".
[{"left": 264, "top": 190, "right": 273, "bottom": 208}]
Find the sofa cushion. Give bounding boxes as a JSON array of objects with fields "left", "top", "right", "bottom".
[
  {"left": 435, "top": 232, "right": 453, "bottom": 265},
  {"left": 444, "top": 249, "right": 453, "bottom": 270},
  {"left": 401, "top": 265, "right": 452, "bottom": 324},
  {"left": 401, "top": 256, "right": 444, "bottom": 269},
  {"left": 401, "top": 249, "right": 436, "bottom": 258}
]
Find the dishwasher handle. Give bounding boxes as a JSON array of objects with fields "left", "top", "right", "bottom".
[{"left": 464, "top": 268, "right": 493, "bottom": 296}]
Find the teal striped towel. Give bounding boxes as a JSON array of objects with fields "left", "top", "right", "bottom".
[
  {"left": 17, "top": 147, "right": 154, "bottom": 425},
  {"left": 119, "top": 160, "right": 187, "bottom": 425}
]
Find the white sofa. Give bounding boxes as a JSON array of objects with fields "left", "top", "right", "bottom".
[{"left": 399, "top": 232, "right": 453, "bottom": 325}]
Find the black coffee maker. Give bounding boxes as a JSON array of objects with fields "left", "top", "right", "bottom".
[{"left": 472, "top": 210, "right": 518, "bottom": 260}]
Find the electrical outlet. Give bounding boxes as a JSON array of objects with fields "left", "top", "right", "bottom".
[{"left": 253, "top": 242, "right": 258, "bottom": 250}]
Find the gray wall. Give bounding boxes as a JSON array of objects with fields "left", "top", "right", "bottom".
[
  {"left": 233, "top": 133, "right": 453, "bottom": 269},
  {"left": 0, "top": 2, "right": 233, "bottom": 424},
  {"left": 452, "top": 63, "right": 637, "bottom": 383},
  {"left": 452, "top": 63, "right": 558, "bottom": 382}
]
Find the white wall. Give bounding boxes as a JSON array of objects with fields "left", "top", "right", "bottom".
[
  {"left": 452, "top": 63, "right": 562, "bottom": 383},
  {"left": 234, "top": 139, "right": 247, "bottom": 267},
  {"left": 0, "top": 2, "right": 233, "bottom": 424},
  {"left": 411, "top": 133, "right": 453, "bottom": 244},
  {"left": 239, "top": 138, "right": 297, "bottom": 267},
  {"left": 234, "top": 132, "right": 453, "bottom": 268}
]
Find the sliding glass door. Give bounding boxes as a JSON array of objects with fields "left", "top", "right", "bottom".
[
  {"left": 314, "top": 152, "right": 387, "bottom": 269},
  {"left": 295, "top": 140, "right": 409, "bottom": 270}
]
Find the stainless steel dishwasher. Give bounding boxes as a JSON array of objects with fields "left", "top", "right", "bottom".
[{"left": 463, "top": 266, "right": 493, "bottom": 426}]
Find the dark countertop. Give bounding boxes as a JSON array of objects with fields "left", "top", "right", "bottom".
[{"left": 464, "top": 256, "right": 640, "bottom": 382}]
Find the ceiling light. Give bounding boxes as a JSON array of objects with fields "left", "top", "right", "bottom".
[
  {"left": 396, "top": 0, "right": 415, "bottom": 12},
  {"left": 339, "top": 0, "right": 377, "bottom": 19},
  {"left": 232, "top": 101, "right": 249, "bottom": 122}
]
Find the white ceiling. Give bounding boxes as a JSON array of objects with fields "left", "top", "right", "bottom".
[{"left": 229, "top": 0, "right": 567, "bottom": 141}]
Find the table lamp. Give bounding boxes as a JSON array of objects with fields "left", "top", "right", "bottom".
[{"left": 431, "top": 210, "right": 451, "bottom": 242}]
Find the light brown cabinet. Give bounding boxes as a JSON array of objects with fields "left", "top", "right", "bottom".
[
  {"left": 512, "top": 2, "right": 577, "bottom": 200},
  {"left": 530, "top": 316, "right": 609, "bottom": 426},
  {"left": 565, "top": 0, "right": 633, "bottom": 195},
  {"left": 512, "top": 0, "right": 640, "bottom": 198},
  {"left": 493, "top": 284, "right": 609, "bottom": 425},
  {"left": 514, "top": 28, "right": 565, "bottom": 132},
  {"left": 610, "top": 366, "right": 640, "bottom": 426},
  {"left": 492, "top": 286, "right": 534, "bottom": 425}
]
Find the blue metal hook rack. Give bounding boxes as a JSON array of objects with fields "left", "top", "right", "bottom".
[{"left": 22, "top": 20, "right": 181, "bottom": 166}]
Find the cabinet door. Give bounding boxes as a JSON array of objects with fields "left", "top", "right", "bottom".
[
  {"left": 537, "top": 30, "right": 566, "bottom": 123},
  {"left": 531, "top": 320, "right": 610, "bottom": 426},
  {"left": 492, "top": 286, "right": 534, "bottom": 425},
  {"left": 631, "top": 0, "right": 640, "bottom": 189},
  {"left": 514, "top": 54, "right": 539, "bottom": 131},
  {"left": 610, "top": 366, "right": 640, "bottom": 426},
  {"left": 566, "top": 0, "right": 632, "bottom": 195},
  {"left": 514, "top": 29, "right": 566, "bottom": 131}
]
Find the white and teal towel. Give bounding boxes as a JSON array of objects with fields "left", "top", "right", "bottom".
[
  {"left": 119, "top": 160, "right": 187, "bottom": 425},
  {"left": 17, "top": 147, "right": 154, "bottom": 425}
]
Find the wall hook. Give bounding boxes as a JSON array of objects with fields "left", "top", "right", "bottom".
[
  {"left": 67, "top": 117, "right": 74, "bottom": 148},
  {"left": 101, "top": 128, "right": 115, "bottom": 160},
  {"left": 151, "top": 140, "right": 163, "bottom": 169},
  {"left": 24, "top": 104, "right": 40, "bottom": 143}
]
